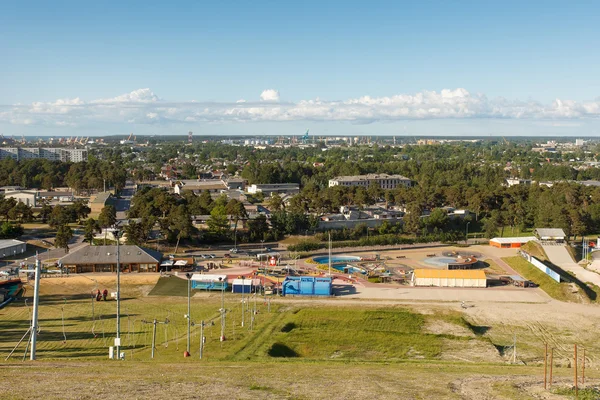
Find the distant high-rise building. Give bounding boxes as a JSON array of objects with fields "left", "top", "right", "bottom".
[{"left": 0, "top": 147, "right": 88, "bottom": 162}]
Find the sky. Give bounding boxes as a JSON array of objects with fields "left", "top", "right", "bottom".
[{"left": 1, "top": 0, "right": 599, "bottom": 137}]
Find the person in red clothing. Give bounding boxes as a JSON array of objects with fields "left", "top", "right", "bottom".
[{"left": 102, "top": 289, "right": 108, "bottom": 301}]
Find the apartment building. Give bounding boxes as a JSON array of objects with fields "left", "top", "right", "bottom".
[
  {"left": 328, "top": 173, "right": 411, "bottom": 189},
  {"left": 0, "top": 148, "right": 88, "bottom": 162}
]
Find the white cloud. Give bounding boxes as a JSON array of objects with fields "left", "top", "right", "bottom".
[
  {"left": 260, "top": 89, "right": 280, "bottom": 102},
  {"left": 1, "top": 87, "right": 600, "bottom": 128}
]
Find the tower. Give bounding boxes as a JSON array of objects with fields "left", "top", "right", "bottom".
[{"left": 188, "top": 131, "right": 193, "bottom": 143}]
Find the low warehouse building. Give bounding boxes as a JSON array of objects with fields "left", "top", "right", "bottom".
[
  {"left": 282, "top": 276, "right": 332, "bottom": 296},
  {"left": 534, "top": 228, "right": 566, "bottom": 243},
  {"left": 412, "top": 269, "right": 486, "bottom": 288},
  {"left": 59, "top": 245, "right": 162, "bottom": 273},
  {"left": 489, "top": 236, "right": 537, "bottom": 248},
  {"left": 0, "top": 239, "right": 26, "bottom": 259}
]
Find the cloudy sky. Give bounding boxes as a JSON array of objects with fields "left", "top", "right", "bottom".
[{"left": 1, "top": 1, "right": 599, "bottom": 137}]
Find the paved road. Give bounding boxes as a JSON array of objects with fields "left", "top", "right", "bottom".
[
  {"left": 115, "top": 183, "right": 135, "bottom": 220},
  {"left": 541, "top": 244, "right": 600, "bottom": 285}
]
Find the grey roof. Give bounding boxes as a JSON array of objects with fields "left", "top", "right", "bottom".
[
  {"left": 0, "top": 239, "right": 25, "bottom": 251},
  {"left": 535, "top": 228, "right": 566, "bottom": 238},
  {"left": 91, "top": 192, "right": 114, "bottom": 204},
  {"left": 331, "top": 173, "right": 411, "bottom": 182},
  {"left": 59, "top": 245, "right": 162, "bottom": 265}
]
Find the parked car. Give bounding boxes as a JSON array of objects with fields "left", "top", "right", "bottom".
[
  {"left": 229, "top": 248, "right": 238, "bottom": 253},
  {"left": 209, "top": 254, "right": 216, "bottom": 258}
]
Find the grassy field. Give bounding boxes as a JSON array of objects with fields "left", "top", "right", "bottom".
[
  {"left": 520, "top": 241, "right": 548, "bottom": 261},
  {"left": 502, "top": 256, "right": 582, "bottom": 302},
  {"left": 2, "top": 275, "right": 600, "bottom": 399}
]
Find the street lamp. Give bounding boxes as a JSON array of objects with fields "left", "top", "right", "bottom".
[
  {"left": 218, "top": 277, "right": 226, "bottom": 342},
  {"left": 113, "top": 224, "right": 122, "bottom": 359},
  {"left": 465, "top": 221, "right": 471, "bottom": 244},
  {"left": 185, "top": 272, "right": 192, "bottom": 357},
  {"left": 241, "top": 275, "right": 245, "bottom": 327}
]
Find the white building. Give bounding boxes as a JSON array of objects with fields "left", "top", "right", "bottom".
[
  {"left": 247, "top": 183, "right": 300, "bottom": 195},
  {"left": 328, "top": 174, "right": 411, "bottom": 189},
  {"left": 505, "top": 178, "right": 532, "bottom": 187},
  {"left": 412, "top": 269, "right": 486, "bottom": 288},
  {"left": 0, "top": 148, "right": 88, "bottom": 162},
  {"left": 4, "top": 190, "right": 39, "bottom": 207},
  {"left": 0, "top": 239, "right": 26, "bottom": 259}
]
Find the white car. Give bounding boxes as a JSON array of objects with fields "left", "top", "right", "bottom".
[{"left": 229, "top": 248, "right": 238, "bottom": 253}]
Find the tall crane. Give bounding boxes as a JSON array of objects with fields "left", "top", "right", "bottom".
[{"left": 302, "top": 129, "right": 309, "bottom": 144}]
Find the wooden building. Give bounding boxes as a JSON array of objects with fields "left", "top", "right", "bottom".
[{"left": 59, "top": 245, "right": 162, "bottom": 273}]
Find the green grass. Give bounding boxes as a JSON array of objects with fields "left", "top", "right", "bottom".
[
  {"left": 229, "top": 307, "right": 449, "bottom": 361},
  {"left": 521, "top": 241, "right": 548, "bottom": 261},
  {"left": 3, "top": 277, "right": 600, "bottom": 399},
  {"left": 148, "top": 276, "right": 188, "bottom": 296},
  {"left": 502, "top": 256, "right": 577, "bottom": 302}
]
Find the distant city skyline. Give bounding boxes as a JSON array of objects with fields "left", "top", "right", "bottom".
[{"left": 1, "top": 1, "right": 599, "bottom": 137}]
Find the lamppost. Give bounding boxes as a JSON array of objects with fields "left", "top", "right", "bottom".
[
  {"left": 241, "top": 275, "right": 245, "bottom": 327},
  {"left": 114, "top": 225, "right": 122, "bottom": 359},
  {"left": 185, "top": 272, "right": 192, "bottom": 357},
  {"left": 218, "top": 277, "right": 226, "bottom": 341},
  {"left": 465, "top": 221, "right": 471, "bottom": 244}
]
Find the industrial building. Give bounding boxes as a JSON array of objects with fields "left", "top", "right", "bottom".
[
  {"left": 191, "top": 274, "right": 228, "bottom": 290},
  {"left": 282, "top": 276, "right": 332, "bottom": 296},
  {"left": 59, "top": 245, "right": 162, "bottom": 273},
  {"left": 534, "top": 228, "right": 566, "bottom": 243},
  {"left": 0, "top": 239, "right": 26, "bottom": 259},
  {"left": 0, "top": 147, "right": 88, "bottom": 162},
  {"left": 411, "top": 269, "right": 486, "bottom": 288},
  {"left": 247, "top": 183, "right": 300, "bottom": 196},
  {"left": 489, "top": 236, "right": 537, "bottom": 248},
  {"left": 328, "top": 173, "right": 412, "bottom": 189}
]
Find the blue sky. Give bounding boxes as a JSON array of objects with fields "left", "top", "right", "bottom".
[{"left": 1, "top": 0, "right": 599, "bottom": 137}]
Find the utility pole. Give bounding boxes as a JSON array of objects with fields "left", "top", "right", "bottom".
[
  {"left": 141, "top": 318, "right": 169, "bottom": 359},
  {"left": 199, "top": 320, "right": 205, "bottom": 359},
  {"left": 512, "top": 333, "right": 516, "bottom": 364},
  {"left": 549, "top": 348, "right": 553, "bottom": 388},
  {"left": 574, "top": 344, "right": 578, "bottom": 397},
  {"left": 115, "top": 227, "right": 121, "bottom": 359},
  {"left": 544, "top": 343, "right": 548, "bottom": 389},
  {"left": 328, "top": 232, "right": 332, "bottom": 276},
  {"left": 241, "top": 276, "right": 245, "bottom": 327},
  {"left": 30, "top": 257, "right": 41, "bottom": 360},
  {"left": 185, "top": 273, "right": 192, "bottom": 357},
  {"left": 219, "top": 277, "right": 226, "bottom": 342},
  {"left": 582, "top": 347, "right": 586, "bottom": 385}
]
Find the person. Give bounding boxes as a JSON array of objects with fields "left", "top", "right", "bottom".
[
  {"left": 102, "top": 289, "right": 108, "bottom": 301},
  {"left": 96, "top": 290, "right": 101, "bottom": 302}
]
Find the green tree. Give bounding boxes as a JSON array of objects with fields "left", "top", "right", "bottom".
[
  {"left": 247, "top": 215, "right": 269, "bottom": 242},
  {"left": 169, "top": 205, "right": 194, "bottom": 253},
  {"left": 0, "top": 197, "right": 17, "bottom": 221},
  {"left": 39, "top": 203, "right": 53, "bottom": 223},
  {"left": 69, "top": 200, "right": 91, "bottom": 224},
  {"left": 9, "top": 202, "right": 33, "bottom": 223},
  {"left": 55, "top": 225, "right": 73, "bottom": 254},
  {"left": 49, "top": 205, "right": 71, "bottom": 228},
  {"left": 267, "top": 193, "right": 284, "bottom": 211},
  {"left": 207, "top": 205, "right": 229, "bottom": 236},
  {"left": 84, "top": 218, "right": 100, "bottom": 243},
  {"left": 98, "top": 205, "right": 117, "bottom": 229}
]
